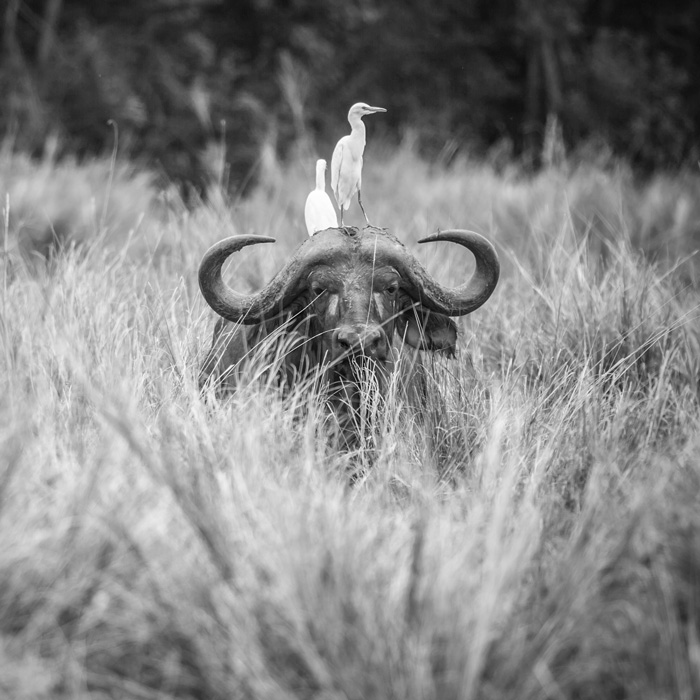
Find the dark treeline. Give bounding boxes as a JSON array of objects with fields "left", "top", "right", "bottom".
[{"left": 2, "top": 0, "right": 699, "bottom": 189}]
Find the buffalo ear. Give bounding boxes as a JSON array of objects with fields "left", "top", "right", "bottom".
[
  {"left": 256, "top": 292, "right": 312, "bottom": 333},
  {"left": 397, "top": 307, "right": 457, "bottom": 356}
]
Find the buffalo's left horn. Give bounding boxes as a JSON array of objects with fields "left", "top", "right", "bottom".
[
  {"left": 198, "top": 235, "right": 300, "bottom": 324},
  {"left": 401, "top": 229, "right": 500, "bottom": 316}
]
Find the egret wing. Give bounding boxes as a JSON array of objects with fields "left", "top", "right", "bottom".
[
  {"left": 331, "top": 137, "right": 348, "bottom": 206},
  {"left": 305, "top": 191, "right": 338, "bottom": 235}
]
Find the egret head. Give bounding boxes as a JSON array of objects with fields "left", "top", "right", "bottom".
[{"left": 348, "top": 102, "right": 387, "bottom": 120}]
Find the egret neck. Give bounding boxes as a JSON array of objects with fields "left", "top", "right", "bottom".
[
  {"left": 315, "top": 159, "right": 326, "bottom": 191},
  {"left": 347, "top": 112, "right": 367, "bottom": 157}
]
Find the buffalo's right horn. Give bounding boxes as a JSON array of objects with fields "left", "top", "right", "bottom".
[{"left": 401, "top": 229, "right": 500, "bottom": 316}]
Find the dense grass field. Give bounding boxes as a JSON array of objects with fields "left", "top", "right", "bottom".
[{"left": 1, "top": 142, "right": 700, "bottom": 699}]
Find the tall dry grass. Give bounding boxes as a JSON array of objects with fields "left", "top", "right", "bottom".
[{"left": 0, "top": 142, "right": 699, "bottom": 698}]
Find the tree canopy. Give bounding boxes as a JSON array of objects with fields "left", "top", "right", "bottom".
[{"left": 2, "top": 0, "right": 699, "bottom": 187}]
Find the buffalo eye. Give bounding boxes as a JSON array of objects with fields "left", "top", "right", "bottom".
[
  {"left": 385, "top": 282, "right": 399, "bottom": 296},
  {"left": 311, "top": 283, "right": 326, "bottom": 298}
]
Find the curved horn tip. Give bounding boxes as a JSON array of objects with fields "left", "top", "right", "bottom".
[
  {"left": 203, "top": 235, "right": 276, "bottom": 255},
  {"left": 236, "top": 235, "right": 276, "bottom": 244},
  {"left": 417, "top": 229, "right": 485, "bottom": 244}
]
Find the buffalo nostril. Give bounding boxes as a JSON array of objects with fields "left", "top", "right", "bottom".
[
  {"left": 364, "top": 329, "right": 388, "bottom": 360},
  {"left": 335, "top": 329, "right": 357, "bottom": 352},
  {"left": 333, "top": 326, "right": 388, "bottom": 360},
  {"left": 333, "top": 328, "right": 361, "bottom": 359},
  {"left": 362, "top": 328, "right": 381, "bottom": 352}
]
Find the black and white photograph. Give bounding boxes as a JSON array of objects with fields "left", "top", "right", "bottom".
[{"left": 1, "top": 1, "right": 699, "bottom": 697}]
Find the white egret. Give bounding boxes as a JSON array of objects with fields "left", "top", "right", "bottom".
[
  {"left": 331, "top": 102, "right": 386, "bottom": 226},
  {"left": 304, "top": 159, "right": 338, "bottom": 236}
]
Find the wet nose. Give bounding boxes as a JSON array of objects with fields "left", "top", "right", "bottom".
[{"left": 332, "top": 326, "right": 387, "bottom": 361}]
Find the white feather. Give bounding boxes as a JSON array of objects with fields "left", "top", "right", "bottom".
[
  {"left": 304, "top": 159, "right": 338, "bottom": 236},
  {"left": 330, "top": 102, "right": 386, "bottom": 225}
]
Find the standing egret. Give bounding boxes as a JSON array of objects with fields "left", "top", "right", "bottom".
[
  {"left": 331, "top": 102, "right": 386, "bottom": 226},
  {"left": 304, "top": 159, "right": 338, "bottom": 236}
]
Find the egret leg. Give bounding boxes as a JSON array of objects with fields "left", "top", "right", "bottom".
[
  {"left": 339, "top": 207, "right": 344, "bottom": 226},
  {"left": 357, "top": 188, "right": 370, "bottom": 225}
]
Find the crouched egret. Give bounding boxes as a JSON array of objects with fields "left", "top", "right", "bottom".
[
  {"left": 331, "top": 102, "right": 386, "bottom": 226},
  {"left": 304, "top": 159, "right": 338, "bottom": 236}
]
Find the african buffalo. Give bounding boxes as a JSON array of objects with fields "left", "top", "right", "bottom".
[{"left": 198, "top": 226, "right": 499, "bottom": 425}]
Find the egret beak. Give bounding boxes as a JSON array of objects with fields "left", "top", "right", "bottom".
[{"left": 367, "top": 106, "right": 387, "bottom": 113}]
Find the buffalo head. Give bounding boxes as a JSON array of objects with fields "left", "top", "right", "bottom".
[{"left": 198, "top": 226, "right": 499, "bottom": 395}]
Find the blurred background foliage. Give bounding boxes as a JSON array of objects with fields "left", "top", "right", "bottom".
[{"left": 1, "top": 0, "right": 699, "bottom": 191}]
